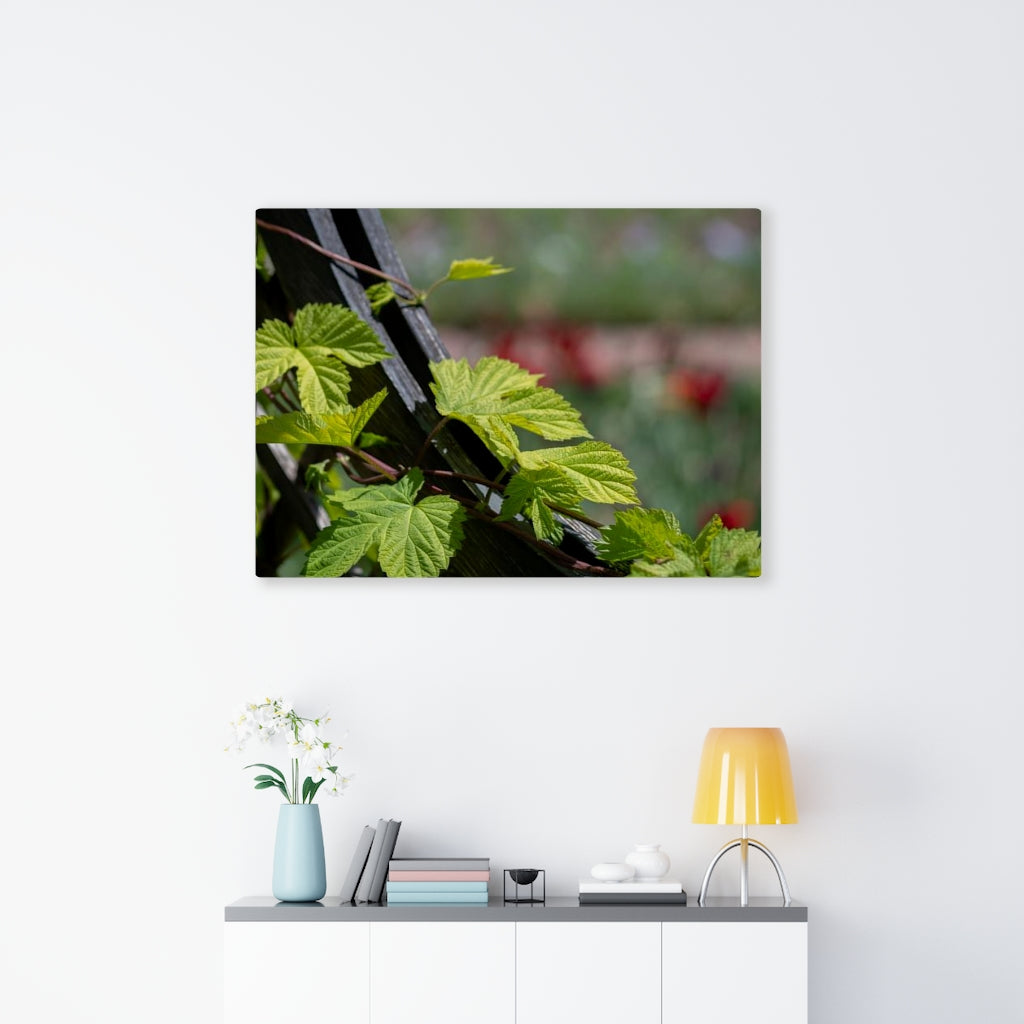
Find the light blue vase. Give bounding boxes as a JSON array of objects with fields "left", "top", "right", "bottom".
[{"left": 272, "top": 804, "right": 327, "bottom": 902}]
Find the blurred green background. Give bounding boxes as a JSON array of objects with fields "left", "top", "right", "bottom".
[{"left": 381, "top": 209, "right": 761, "bottom": 536}]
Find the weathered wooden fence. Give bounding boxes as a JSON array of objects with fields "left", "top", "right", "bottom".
[{"left": 255, "top": 208, "right": 600, "bottom": 577}]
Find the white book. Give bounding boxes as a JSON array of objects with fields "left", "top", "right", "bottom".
[{"left": 578, "top": 878, "right": 684, "bottom": 894}]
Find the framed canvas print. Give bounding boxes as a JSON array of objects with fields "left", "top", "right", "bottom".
[{"left": 255, "top": 209, "right": 760, "bottom": 578}]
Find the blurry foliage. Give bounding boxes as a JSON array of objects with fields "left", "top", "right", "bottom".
[
  {"left": 381, "top": 209, "right": 760, "bottom": 327},
  {"left": 381, "top": 208, "right": 762, "bottom": 537}
]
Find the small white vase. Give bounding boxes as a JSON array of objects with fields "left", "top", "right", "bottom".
[{"left": 625, "top": 844, "right": 670, "bottom": 881}]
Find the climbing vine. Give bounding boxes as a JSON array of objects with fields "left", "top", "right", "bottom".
[{"left": 255, "top": 224, "right": 760, "bottom": 578}]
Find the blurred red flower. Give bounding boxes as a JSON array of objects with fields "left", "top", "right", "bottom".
[{"left": 668, "top": 368, "right": 726, "bottom": 413}]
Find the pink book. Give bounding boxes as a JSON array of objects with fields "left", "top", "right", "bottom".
[{"left": 388, "top": 870, "right": 490, "bottom": 882}]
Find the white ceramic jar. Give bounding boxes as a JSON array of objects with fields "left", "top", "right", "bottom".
[
  {"left": 590, "top": 862, "right": 635, "bottom": 882},
  {"left": 624, "top": 844, "right": 670, "bottom": 881}
]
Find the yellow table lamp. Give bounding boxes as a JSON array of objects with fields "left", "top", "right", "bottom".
[{"left": 692, "top": 727, "right": 798, "bottom": 906}]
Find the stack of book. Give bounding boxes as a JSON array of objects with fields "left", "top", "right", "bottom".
[
  {"left": 385, "top": 858, "right": 490, "bottom": 905},
  {"left": 578, "top": 878, "right": 687, "bottom": 905}
]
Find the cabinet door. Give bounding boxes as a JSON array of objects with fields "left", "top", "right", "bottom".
[
  {"left": 516, "top": 922, "right": 661, "bottom": 1024},
  {"left": 225, "top": 922, "right": 369, "bottom": 1024},
  {"left": 662, "top": 922, "right": 807, "bottom": 1024},
  {"left": 369, "top": 921, "right": 515, "bottom": 1024}
]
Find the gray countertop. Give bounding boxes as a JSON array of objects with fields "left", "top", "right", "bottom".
[{"left": 226, "top": 896, "right": 807, "bottom": 923}]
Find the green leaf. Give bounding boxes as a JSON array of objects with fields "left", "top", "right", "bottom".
[
  {"left": 255, "top": 319, "right": 296, "bottom": 391},
  {"left": 255, "top": 304, "right": 390, "bottom": 414},
  {"left": 309, "top": 778, "right": 326, "bottom": 801},
  {"left": 291, "top": 304, "right": 391, "bottom": 369},
  {"left": 304, "top": 460, "right": 333, "bottom": 496},
  {"left": 695, "top": 513, "right": 724, "bottom": 569},
  {"left": 255, "top": 390, "right": 388, "bottom": 447},
  {"left": 708, "top": 529, "right": 761, "bottom": 577},
  {"left": 446, "top": 257, "right": 513, "bottom": 281},
  {"left": 256, "top": 232, "right": 273, "bottom": 281},
  {"left": 365, "top": 282, "right": 398, "bottom": 314},
  {"left": 244, "top": 763, "right": 286, "bottom": 782},
  {"left": 305, "top": 469, "right": 466, "bottom": 578},
  {"left": 629, "top": 536, "right": 706, "bottom": 577},
  {"left": 519, "top": 441, "right": 638, "bottom": 505},
  {"left": 302, "top": 776, "right": 313, "bottom": 803},
  {"left": 597, "top": 508, "right": 687, "bottom": 563},
  {"left": 498, "top": 466, "right": 581, "bottom": 544},
  {"left": 254, "top": 780, "right": 278, "bottom": 790},
  {"left": 429, "top": 357, "right": 590, "bottom": 461}
]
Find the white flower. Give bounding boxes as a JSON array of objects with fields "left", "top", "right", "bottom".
[
  {"left": 303, "top": 746, "right": 331, "bottom": 781},
  {"left": 322, "top": 770, "right": 351, "bottom": 797}
]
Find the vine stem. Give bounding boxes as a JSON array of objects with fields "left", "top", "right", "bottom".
[
  {"left": 413, "top": 416, "right": 450, "bottom": 468},
  {"left": 256, "top": 218, "right": 419, "bottom": 300},
  {"left": 338, "top": 446, "right": 399, "bottom": 480}
]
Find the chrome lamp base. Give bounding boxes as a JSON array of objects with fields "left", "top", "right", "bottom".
[{"left": 697, "top": 824, "right": 792, "bottom": 907}]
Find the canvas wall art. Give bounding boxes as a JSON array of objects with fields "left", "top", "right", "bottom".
[{"left": 255, "top": 209, "right": 760, "bottom": 578}]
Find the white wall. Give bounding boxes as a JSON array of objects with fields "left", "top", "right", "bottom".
[{"left": 4, "top": 2, "right": 1022, "bottom": 1022}]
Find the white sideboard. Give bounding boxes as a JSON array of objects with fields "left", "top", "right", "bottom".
[{"left": 224, "top": 897, "right": 807, "bottom": 1024}]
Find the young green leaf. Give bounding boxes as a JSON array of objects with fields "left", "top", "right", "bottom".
[
  {"left": 255, "top": 390, "right": 388, "bottom": 447},
  {"left": 256, "top": 232, "right": 274, "bottom": 281},
  {"left": 597, "top": 507, "right": 687, "bottom": 563},
  {"left": 497, "top": 466, "right": 581, "bottom": 544},
  {"left": 429, "top": 357, "right": 590, "bottom": 461},
  {"left": 255, "top": 304, "right": 390, "bottom": 414},
  {"left": 695, "top": 513, "right": 724, "bottom": 568},
  {"left": 304, "top": 469, "right": 465, "bottom": 578},
  {"left": 291, "top": 304, "right": 392, "bottom": 369},
  {"left": 365, "top": 282, "right": 398, "bottom": 314},
  {"left": 629, "top": 536, "right": 706, "bottom": 577},
  {"left": 254, "top": 780, "right": 279, "bottom": 790},
  {"left": 446, "top": 257, "right": 513, "bottom": 281},
  {"left": 304, "top": 460, "right": 334, "bottom": 496},
  {"left": 518, "top": 441, "right": 638, "bottom": 505},
  {"left": 708, "top": 529, "right": 761, "bottom": 577}
]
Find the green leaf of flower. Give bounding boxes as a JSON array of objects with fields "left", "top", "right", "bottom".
[
  {"left": 498, "top": 466, "right": 581, "bottom": 544},
  {"left": 255, "top": 390, "right": 388, "bottom": 447},
  {"left": 519, "top": 441, "right": 638, "bottom": 505},
  {"left": 365, "top": 282, "right": 398, "bottom": 314},
  {"left": 255, "top": 304, "right": 390, "bottom": 414},
  {"left": 708, "top": 529, "right": 761, "bottom": 577},
  {"left": 244, "top": 763, "right": 287, "bottom": 782},
  {"left": 597, "top": 507, "right": 687, "bottom": 563},
  {"left": 629, "top": 536, "right": 706, "bottom": 577},
  {"left": 429, "top": 357, "right": 590, "bottom": 461},
  {"left": 446, "top": 257, "right": 514, "bottom": 280},
  {"left": 304, "top": 469, "right": 465, "bottom": 578}
]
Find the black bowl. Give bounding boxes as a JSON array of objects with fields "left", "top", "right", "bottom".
[{"left": 508, "top": 868, "right": 540, "bottom": 885}]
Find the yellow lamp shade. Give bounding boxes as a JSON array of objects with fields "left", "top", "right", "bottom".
[{"left": 692, "top": 727, "right": 798, "bottom": 825}]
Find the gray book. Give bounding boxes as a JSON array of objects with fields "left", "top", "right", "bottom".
[
  {"left": 388, "top": 858, "right": 489, "bottom": 871},
  {"left": 354, "top": 818, "right": 390, "bottom": 903},
  {"left": 365, "top": 819, "right": 402, "bottom": 903},
  {"left": 579, "top": 892, "right": 687, "bottom": 905},
  {"left": 339, "top": 825, "right": 375, "bottom": 903}
]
